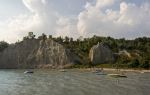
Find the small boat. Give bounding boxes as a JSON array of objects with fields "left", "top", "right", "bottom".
[
  {"left": 92, "top": 69, "right": 107, "bottom": 75},
  {"left": 59, "top": 69, "right": 66, "bottom": 72},
  {"left": 107, "top": 74, "right": 127, "bottom": 78},
  {"left": 92, "top": 68, "right": 103, "bottom": 73},
  {"left": 24, "top": 70, "right": 34, "bottom": 74}
]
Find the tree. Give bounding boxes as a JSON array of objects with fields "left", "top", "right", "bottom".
[
  {"left": 65, "top": 36, "right": 69, "bottom": 43},
  {"left": 70, "top": 37, "right": 73, "bottom": 43},
  {"left": 49, "top": 35, "right": 52, "bottom": 39},
  {"left": 56, "top": 36, "right": 63, "bottom": 43},
  {"left": 42, "top": 33, "right": 47, "bottom": 40},
  {"left": 0, "top": 41, "right": 9, "bottom": 52}
]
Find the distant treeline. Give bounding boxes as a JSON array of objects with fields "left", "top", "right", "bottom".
[{"left": 0, "top": 34, "right": 150, "bottom": 69}]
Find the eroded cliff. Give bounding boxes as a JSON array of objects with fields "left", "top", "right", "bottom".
[
  {"left": 0, "top": 38, "right": 81, "bottom": 69},
  {"left": 89, "top": 42, "right": 114, "bottom": 64}
]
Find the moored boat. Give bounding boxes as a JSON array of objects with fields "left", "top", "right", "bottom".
[
  {"left": 24, "top": 70, "right": 34, "bottom": 74},
  {"left": 107, "top": 74, "right": 127, "bottom": 78}
]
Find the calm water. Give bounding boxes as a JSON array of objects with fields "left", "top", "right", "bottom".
[{"left": 0, "top": 70, "right": 150, "bottom": 95}]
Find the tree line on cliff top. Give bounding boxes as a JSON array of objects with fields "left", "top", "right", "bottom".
[{"left": 0, "top": 34, "right": 150, "bottom": 69}]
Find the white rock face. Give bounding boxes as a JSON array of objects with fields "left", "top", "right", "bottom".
[
  {"left": 0, "top": 38, "right": 81, "bottom": 69},
  {"left": 89, "top": 42, "right": 114, "bottom": 64}
]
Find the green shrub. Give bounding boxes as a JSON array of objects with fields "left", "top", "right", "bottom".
[{"left": 128, "top": 59, "right": 140, "bottom": 68}]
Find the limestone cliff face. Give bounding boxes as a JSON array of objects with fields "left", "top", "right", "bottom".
[
  {"left": 89, "top": 42, "right": 114, "bottom": 64},
  {"left": 0, "top": 39, "right": 81, "bottom": 69}
]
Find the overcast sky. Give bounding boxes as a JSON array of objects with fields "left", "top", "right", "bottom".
[{"left": 0, "top": 0, "right": 150, "bottom": 43}]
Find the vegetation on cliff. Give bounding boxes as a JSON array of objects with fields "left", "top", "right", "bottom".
[
  {"left": 53, "top": 35, "right": 150, "bottom": 69},
  {"left": 0, "top": 33, "right": 149, "bottom": 69}
]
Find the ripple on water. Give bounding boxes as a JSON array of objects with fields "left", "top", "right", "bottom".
[{"left": 0, "top": 70, "right": 150, "bottom": 95}]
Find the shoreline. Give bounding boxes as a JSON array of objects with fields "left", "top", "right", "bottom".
[
  {"left": 0, "top": 68, "right": 150, "bottom": 73},
  {"left": 75, "top": 68, "right": 150, "bottom": 73}
]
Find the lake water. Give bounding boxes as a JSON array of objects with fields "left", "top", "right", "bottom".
[{"left": 0, "top": 69, "right": 150, "bottom": 95}]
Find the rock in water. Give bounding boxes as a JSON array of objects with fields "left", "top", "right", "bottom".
[
  {"left": 89, "top": 42, "right": 114, "bottom": 64},
  {"left": 0, "top": 38, "right": 81, "bottom": 69}
]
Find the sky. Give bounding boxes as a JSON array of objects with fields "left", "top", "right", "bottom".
[{"left": 0, "top": 0, "right": 150, "bottom": 43}]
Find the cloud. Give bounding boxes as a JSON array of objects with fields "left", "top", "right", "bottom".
[
  {"left": 0, "top": 0, "right": 79, "bottom": 43},
  {"left": 0, "top": 0, "right": 150, "bottom": 43},
  {"left": 55, "top": 16, "right": 78, "bottom": 38},
  {"left": 77, "top": 0, "right": 150, "bottom": 39},
  {"left": 20, "top": 0, "right": 80, "bottom": 39},
  {"left": 96, "top": 0, "right": 115, "bottom": 8}
]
